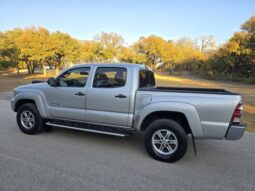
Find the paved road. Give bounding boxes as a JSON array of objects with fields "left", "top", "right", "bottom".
[{"left": 0, "top": 96, "right": 255, "bottom": 191}]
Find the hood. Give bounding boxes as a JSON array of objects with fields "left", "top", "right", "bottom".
[
  {"left": 14, "top": 82, "right": 49, "bottom": 98},
  {"left": 15, "top": 82, "right": 48, "bottom": 91}
]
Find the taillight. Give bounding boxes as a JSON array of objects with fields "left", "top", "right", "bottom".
[{"left": 231, "top": 103, "right": 243, "bottom": 123}]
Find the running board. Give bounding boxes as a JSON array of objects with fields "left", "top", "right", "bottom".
[{"left": 46, "top": 122, "right": 132, "bottom": 137}]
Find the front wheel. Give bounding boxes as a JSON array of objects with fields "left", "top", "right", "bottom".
[
  {"left": 17, "top": 103, "right": 43, "bottom": 135},
  {"left": 144, "top": 119, "right": 188, "bottom": 162}
]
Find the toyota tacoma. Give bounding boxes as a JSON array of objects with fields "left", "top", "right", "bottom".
[{"left": 11, "top": 63, "right": 246, "bottom": 162}]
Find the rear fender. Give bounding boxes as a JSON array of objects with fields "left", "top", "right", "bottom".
[{"left": 134, "top": 102, "right": 204, "bottom": 138}]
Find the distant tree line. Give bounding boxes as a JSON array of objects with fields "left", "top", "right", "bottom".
[
  {"left": 0, "top": 28, "right": 212, "bottom": 74},
  {"left": 0, "top": 16, "right": 254, "bottom": 83},
  {"left": 188, "top": 16, "right": 255, "bottom": 83}
]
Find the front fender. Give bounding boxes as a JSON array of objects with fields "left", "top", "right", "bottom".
[
  {"left": 134, "top": 101, "right": 204, "bottom": 138},
  {"left": 12, "top": 90, "right": 48, "bottom": 118}
]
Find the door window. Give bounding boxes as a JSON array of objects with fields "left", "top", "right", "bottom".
[
  {"left": 93, "top": 67, "right": 127, "bottom": 88},
  {"left": 57, "top": 67, "right": 90, "bottom": 87}
]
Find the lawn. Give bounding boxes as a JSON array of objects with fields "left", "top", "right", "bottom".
[{"left": 0, "top": 69, "right": 254, "bottom": 132}]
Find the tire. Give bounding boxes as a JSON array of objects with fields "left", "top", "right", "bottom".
[
  {"left": 144, "top": 119, "right": 188, "bottom": 162},
  {"left": 16, "top": 103, "right": 43, "bottom": 135}
]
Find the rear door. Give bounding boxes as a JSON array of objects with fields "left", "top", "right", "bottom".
[{"left": 85, "top": 67, "right": 131, "bottom": 127}]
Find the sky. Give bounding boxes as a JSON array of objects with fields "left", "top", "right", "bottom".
[{"left": 0, "top": 0, "right": 254, "bottom": 45}]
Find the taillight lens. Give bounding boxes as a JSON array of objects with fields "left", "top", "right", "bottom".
[{"left": 231, "top": 103, "right": 243, "bottom": 123}]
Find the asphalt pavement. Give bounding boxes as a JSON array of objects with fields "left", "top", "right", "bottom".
[{"left": 0, "top": 93, "right": 254, "bottom": 191}]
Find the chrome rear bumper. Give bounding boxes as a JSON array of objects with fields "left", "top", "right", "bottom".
[{"left": 225, "top": 123, "right": 246, "bottom": 140}]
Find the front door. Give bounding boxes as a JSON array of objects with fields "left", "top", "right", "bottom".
[
  {"left": 86, "top": 67, "right": 131, "bottom": 127},
  {"left": 44, "top": 67, "right": 90, "bottom": 121}
]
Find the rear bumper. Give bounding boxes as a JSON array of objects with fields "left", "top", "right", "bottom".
[{"left": 225, "top": 123, "right": 246, "bottom": 140}]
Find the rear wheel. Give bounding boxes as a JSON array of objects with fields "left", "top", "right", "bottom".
[
  {"left": 144, "top": 119, "right": 188, "bottom": 162},
  {"left": 17, "top": 103, "right": 43, "bottom": 135}
]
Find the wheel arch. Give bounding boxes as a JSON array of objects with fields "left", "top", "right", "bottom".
[
  {"left": 134, "top": 102, "right": 204, "bottom": 138},
  {"left": 140, "top": 111, "right": 192, "bottom": 134},
  {"left": 13, "top": 92, "right": 47, "bottom": 117},
  {"left": 14, "top": 99, "right": 36, "bottom": 112}
]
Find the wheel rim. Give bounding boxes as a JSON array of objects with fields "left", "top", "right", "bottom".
[
  {"left": 20, "top": 110, "right": 35, "bottom": 130},
  {"left": 152, "top": 129, "right": 178, "bottom": 155}
]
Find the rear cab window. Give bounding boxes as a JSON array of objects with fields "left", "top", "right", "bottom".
[{"left": 139, "top": 70, "right": 156, "bottom": 88}]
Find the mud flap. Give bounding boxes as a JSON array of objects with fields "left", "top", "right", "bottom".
[{"left": 191, "top": 133, "right": 197, "bottom": 156}]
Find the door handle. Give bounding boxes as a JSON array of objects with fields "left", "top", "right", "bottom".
[
  {"left": 115, "top": 94, "right": 127, "bottom": 98},
  {"left": 75, "top": 92, "right": 85, "bottom": 96}
]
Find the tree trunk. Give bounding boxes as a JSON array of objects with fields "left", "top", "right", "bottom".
[
  {"left": 16, "top": 65, "right": 20, "bottom": 75},
  {"left": 30, "top": 61, "right": 37, "bottom": 74},
  {"left": 31, "top": 65, "right": 35, "bottom": 74},
  {"left": 26, "top": 62, "right": 31, "bottom": 74},
  {"left": 170, "top": 62, "right": 174, "bottom": 75}
]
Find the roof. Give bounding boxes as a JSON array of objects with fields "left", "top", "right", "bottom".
[{"left": 70, "top": 63, "right": 148, "bottom": 69}]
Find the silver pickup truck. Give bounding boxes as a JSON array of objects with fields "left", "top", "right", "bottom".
[{"left": 11, "top": 63, "right": 246, "bottom": 162}]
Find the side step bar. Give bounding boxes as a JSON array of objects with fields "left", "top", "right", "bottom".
[{"left": 46, "top": 122, "right": 132, "bottom": 137}]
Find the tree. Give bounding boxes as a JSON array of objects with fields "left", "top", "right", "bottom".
[
  {"left": 160, "top": 41, "right": 179, "bottom": 74},
  {"left": 133, "top": 35, "right": 173, "bottom": 69},
  {"left": 175, "top": 38, "right": 197, "bottom": 62},
  {"left": 202, "top": 15, "right": 255, "bottom": 82},
  {"left": 15, "top": 27, "right": 51, "bottom": 74},
  {"left": 1, "top": 29, "right": 22, "bottom": 74},
  {"left": 0, "top": 32, "right": 20, "bottom": 73},
  {"left": 48, "top": 31, "right": 81, "bottom": 74},
  {"left": 241, "top": 16, "right": 255, "bottom": 75},
  {"left": 118, "top": 47, "right": 137, "bottom": 63},
  {"left": 94, "top": 32, "right": 124, "bottom": 62},
  {"left": 79, "top": 40, "right": 103, "bottom": 62},
  {"left": 242, "top": 16, "right": 255, "bottom": 33},
  {"left": 197, "top": 35, "right": 216, "bottom": 54},
  {"left": 176, "top": 37, "right": 197, "bottom": 49},
  {"left": 173, "top": 37, "right": 205, "bottom": 73},
  {"left": 118, "top": 46, "right": 148, "bottom": 64}
]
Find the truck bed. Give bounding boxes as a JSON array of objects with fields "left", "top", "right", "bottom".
[{"left": 139, "top": 86, "right": 239, "bottom": 95}]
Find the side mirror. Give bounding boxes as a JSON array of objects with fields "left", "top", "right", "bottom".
[{"left": 47, "top": 77, "right": 56, "bottom": 87}]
